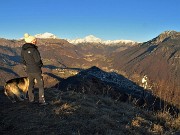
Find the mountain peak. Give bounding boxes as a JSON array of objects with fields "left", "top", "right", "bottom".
[
  {"left": 35, "top": 32, "right": 58, "bottom": 39},
  {"left": 84, "top": 35, "right": 102, "bottom": 43},
  {"left": 160, "top": 30, "right": 177, "bottom": 35},
  {"left": 150, "top": 30, "right": 180, "bottom": 43},
  {"left": 158, "top": 30, "right": 179, "bottom": 39}
]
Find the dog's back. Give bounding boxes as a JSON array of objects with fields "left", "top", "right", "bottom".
[{"left": 4, "top": 77, "right": 29, "bottom": 103}]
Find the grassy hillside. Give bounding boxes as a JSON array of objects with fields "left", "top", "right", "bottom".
[{"left": 0, "top": 88, "right": 179, "bottom": 135}]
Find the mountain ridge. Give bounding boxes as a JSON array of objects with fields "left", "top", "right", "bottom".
[{"left": 11, "top": 32, "right": 138, "bottom": 45}]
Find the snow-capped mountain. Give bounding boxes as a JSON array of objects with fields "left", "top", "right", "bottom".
[
  {"left": 32, "top": 32, "right": 138, "bottom": 45},
  {"left": 67, "top": 35, "right": 138, "bottom": 45},
  {"left": 35, "top": 32, "right": 58, "bottom": 39},
  {"left": 67, "top": 35, "right": 102, "bottom": 44}
]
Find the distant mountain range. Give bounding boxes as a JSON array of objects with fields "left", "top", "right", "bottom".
[{"left": 33, "top": 32, "right": 138, "bottom": 45}]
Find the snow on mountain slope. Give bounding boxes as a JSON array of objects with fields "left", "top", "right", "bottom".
[
  {"left": 67, "top": 35, "right": 102, "bottom": 44},
  {"left": 67, "top": 35, "right": 138, "bottom": 45},
  {"left": 35, "top": 32, "right": 58, "bottom": 39},
  {"left": 31, "top": 32, "right": 138, "bottom": 45}
]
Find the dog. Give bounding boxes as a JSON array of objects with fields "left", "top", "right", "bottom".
[{"left": 4, "top": 77, "right": 29, "bottom": 103}]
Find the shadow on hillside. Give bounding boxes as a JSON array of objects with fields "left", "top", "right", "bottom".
[
  {"left": 0, "top": 66, "right": 19, "bottom": 76},
  {"left": 43, "top": 65, "right": 57, "bottom": 70},
  {"left": 136, "top": 45, "right": 158, "bottom": 59},
  {"left": 43, "top": 72, "right": 63, "bottom": 81},
  {"left": 2, "top": 54, "right": 21, "bottom": 64},
  {"left": 61, "top": 67, "right": 83, "bottom": 71},
  {"left": 0, "top": 45, "right": 21, "bottom": 64},
  {"left": 56, "top": 66, "right": 179, "bottom": 116}
]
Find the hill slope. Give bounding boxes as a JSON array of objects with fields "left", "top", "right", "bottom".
[
  {"left": 0, "top": 67, "right": 180, "bottom": 135},
  {"left": 113, "top": 31, "right": 180, "bottom": 107}
]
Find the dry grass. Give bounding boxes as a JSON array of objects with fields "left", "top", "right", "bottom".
[
  {"left": 0, "top": 88, "right": 180, "bottom": 135},
  {"left": 156, "top": 111, "right": 180, "bottom": 131}
]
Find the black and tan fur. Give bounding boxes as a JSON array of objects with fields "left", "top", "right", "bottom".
[{"left": 4, "top": 77, "right": 29, "bottom": 103}]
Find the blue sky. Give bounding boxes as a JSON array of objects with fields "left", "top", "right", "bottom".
[{"left": 0, "top": 0, "right": 180, "bottom": 42}]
